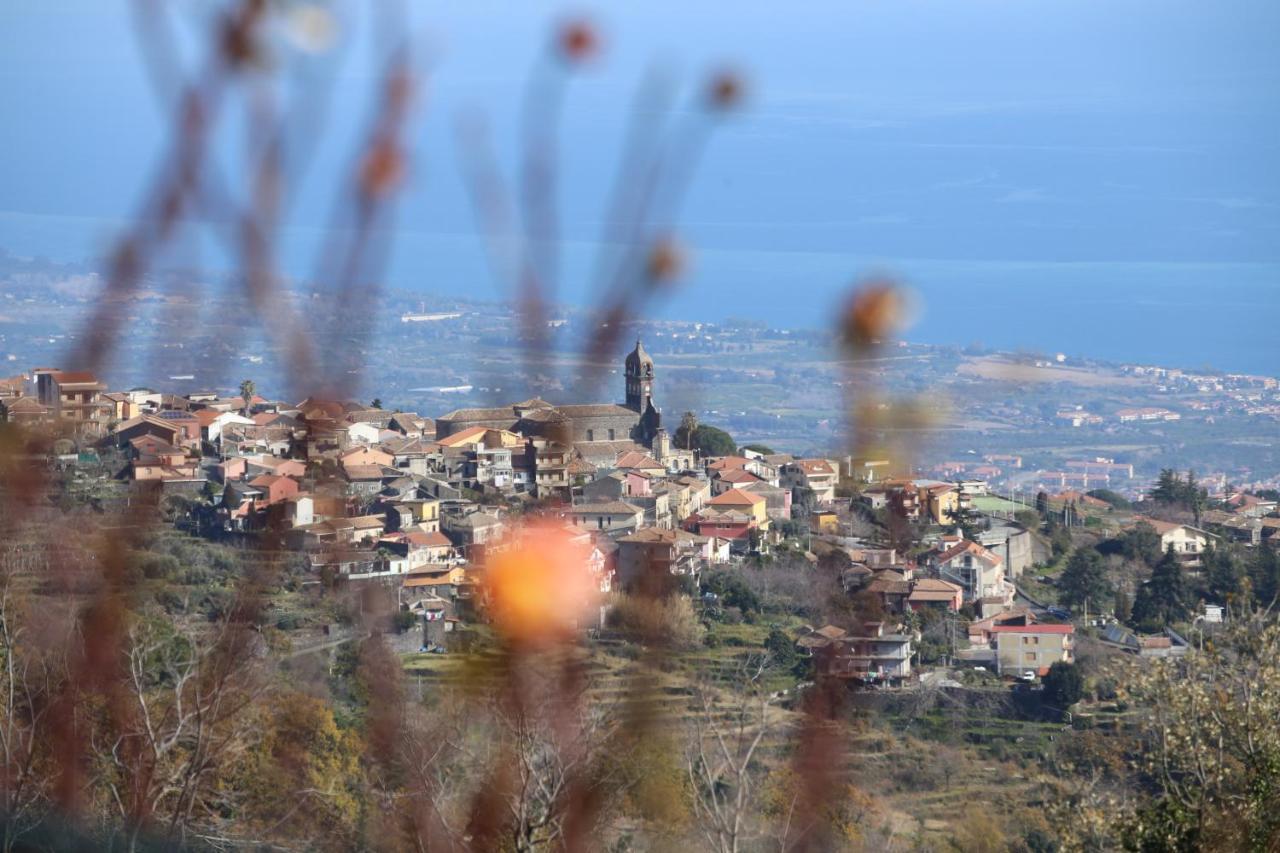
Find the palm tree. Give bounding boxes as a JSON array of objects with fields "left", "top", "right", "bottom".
[{"left": 238, "top": 378, "right": 255, "bottom": 416}]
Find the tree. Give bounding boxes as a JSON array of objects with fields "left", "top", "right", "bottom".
[
  {"left": 1118, "top": 619, "right": 1280, "bottom": 851},
  {"left": 1035, "top": 491, "right": 1049, "bottom": 517},
  {"left": 1150, "top": 468, "right": 1181, "bottom": 505},
  {"left": 0, "top": 551, "right": 68, "bottom": 850},
  {"left": 685, "top": 658, "right": 777, "bottom": 853},
  {"left": 705, "top": 571, "right": 762, "bottom": 615},
  {"left": 1014, "top": 509, "right": 1041, "bottom": 531},
  {"left": 1058, "top": 548, "right": 1111, "bottom": 613},
  {"left": 1048, "top": 522, "right": 1073, "bottom": 559},
  {"left": 1113, "top": 587, "right": 1132, "bottom": 624},
  {"left": 739, "top": 444, "right": 774, "bottom": 456},
  {"left": 1042, "top": 661, "right": 1083, "bottom": 710},
  {"left": 1086, "top": 489, "right": 1130, "bottom": 510},
  {"left": 691, "top": 425, "right": 736, "bottom": 457},
  {"left": 1184, "top": 469, "right": 1207, "bottom": 526},
  {"left": 1113, "top": 521, "right": 1162, "bottom": 567},
  {"left": 1248, "top": 546, "right": 1280, "bottom": 609},
  {"left": 238, "top": 378, "right": 256, "bottom": 416},
  {"left": 1131, "top": 547, "right": 1190, "bottom": 629},
  {"left": 99, "top": 613, "right": 262, "bottom": 849},
  {"left": 763, "top": 626, "right": 798, "bottom": 672},
  {"left": 1203, "top": 546, "right": 1247, "bottom": 607},
  {"left": 677, "top": 411, "right": 698, "bottom": 451},
  {"left": 369, "top": 397, "right": 383, "bottom": 409}
]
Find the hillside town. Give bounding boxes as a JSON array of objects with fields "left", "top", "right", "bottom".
[{"left": 5, "top": 342, "right": 1277, "bottom": 693}]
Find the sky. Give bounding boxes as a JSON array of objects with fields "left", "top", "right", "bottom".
[{"left": 1, "top": 1, "right": 1278, "bottom": 371}]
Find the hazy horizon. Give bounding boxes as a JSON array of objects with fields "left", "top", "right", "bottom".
[{"left": 3, "top": 1, "right": 1278, "bottom": 371}]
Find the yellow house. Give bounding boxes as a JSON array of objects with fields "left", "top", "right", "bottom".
[
  {"left": 707, "top": 488, "right": 769, "bottom": 526},
  {"left": 812, "top": 510, "right": 840, "bottom": 534},
  {"left": 101, "top": 392, "right": 139, "bottom": 423},
  {"left": 919, "top": 483, "right": 960, "bottom": 525}
]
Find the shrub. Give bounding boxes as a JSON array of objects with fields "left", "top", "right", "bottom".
[{"left": 606, "top": 594, "right": 705, "bottom": 649}]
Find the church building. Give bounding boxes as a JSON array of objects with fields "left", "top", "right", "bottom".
[{"left": 434, "top": 340, "right": 674, "bottom": 467}]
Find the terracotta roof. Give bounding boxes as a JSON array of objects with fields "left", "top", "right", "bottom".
[
  {"left": 708, "top": 488, "right": 766, "bottom": 507},
  {"left": 343, "top": 465, "right": 388, "bottom": 480},
  {"left": 618, "top": 527, "right": 707, "bottom": 545},
  {"left": 795, "top": 458, "right": 836, "bottom": 475},
  {"left": 437, "top": 426, "right": 493, "bottom": 447},
  {"left": 708, "top": 456, "right": 751, "bottom": 471},
  {"left": 5, "top": 396, "right": 48, "bottom": 414},
  {"left": 615, "top": 451, "right": 663, "bottom": 470},
  {"left": 717, "top": 468, "right": 763, "bottom": 484},
  {"left": 935, "top": 539, "right": 1003, "bottom": 568},
  {"left": 990, "top": 624, "right": 1074, "bottom": 635},
  {"left": 405, "top": 531, "right": 452, "bottom": 548},
  {"left": 51, "top": 371, "right": 101, "bottom": 385}
]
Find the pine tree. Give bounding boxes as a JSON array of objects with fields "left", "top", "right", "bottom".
[
  {"left": 1151, "top": 468, "right": 1181, "bottom": 505},
  {"left": 1132, "top": 546, "right": 1190, "bottom": 628},
  {"left": 1204, "top": 546, "right": 1246, "bottom": 607},
  {"left": 1059, "top": 548, "right": 1110, "bottom": 612},
  {"left": 1248, "top": 546, "right": 1280, "bottom": 609}
]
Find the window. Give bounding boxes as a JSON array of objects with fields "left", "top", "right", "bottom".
[
  {"left": 1024, "top": 652, "right": 1036, "bottom": 663},
  {"left": 608, "top": 429, "right": 616, "bottom": 440}
]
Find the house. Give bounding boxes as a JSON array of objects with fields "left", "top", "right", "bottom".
[
  {"left": 864, "top": 571, "right": 912, "bottom": 612},
  {"left": 1226, "top": 492, "right": 1278, "bottom": 519},
  {"left": 247, "top": 473, "right": 300, "bottom": 506},
  {"left": 441, "top": 509, "right": 505, "bottom": 555},
  {"left": 929, "top": 539, "right": 1012, "bottom": 608},
  {"left": 780, "top": 458, "right": 839, "bottom": 504},
  {"left": 388, "top": 412, "right": 432, "bottom": 438},
  {"left": 404, "top": 530, "right": 455, "bottom": 564},
  {"left": 583, "top": 470, "right": 653, "bottom": 502},
  {"left": 906, "top": 578, "right": 963, "bottom": 612},
  {"left": 113, "top": 414, "right": 182, "bottom": 448},
  {"left": 811, "top": 509, "right": 840, "bottom": 534},
  {"left": 820, "top": 622, "right": 914, "bottom": 682},
  {"left": 686, "top": 488, "right": 771, "bottom": 550},
  {"left": 704, "top": 488, "right": 769, "bottom": 525},
  {"left": 613, "top": 450, "right": 666, "bottom": 478},
  {"left": 0, "top": 396, "right": 49, "bottom": 424},
  {"left": 341, "top": 446, "right": 395, "bottom": 469},
  {"left": 915, "top": 480, "right": 960, "bottom": 525},
  {"left": 707, "top": 455, "right": 779, "bottom": 485},
  {"left": 992, "top": 624, "right": 1074, "bottom": 677},
  {"left": 977, "top": 524, "right": 1033, "bottom": 579},
  {"left": 967, "top": 608, "right": 1037, "bottom": 646},
  {"left": 711, "top": 467, "right": 765, "bottom": 495},
  {"left": 34, "top": 369, "right": 109, "bottom": 428},
  {"left": 565, "top": 501, "right": 645, "bottom": 536},
  {"left": 615, "top": 526, "right": 720, "bottom": 591},
  {"left": 1135, "top": 518, "right": 1215, "bottom": 566},
  {"left": 342, "top": 464, "right": 391, "bottom": 497}
]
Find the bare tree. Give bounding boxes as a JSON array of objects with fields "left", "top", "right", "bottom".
[
  {"left": 97, "top": 613, "right": 261, "bottom": 850},
  {"left": 0, "top": 547, "right": 69, "bottom": 851},
  {"left": 685, "top": 656, "right": 779, "bottom": 853}
]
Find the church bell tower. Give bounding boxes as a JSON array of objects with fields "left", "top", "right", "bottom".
[{"left": 624, "top": 339, "right": 655, "bottom": 412}]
